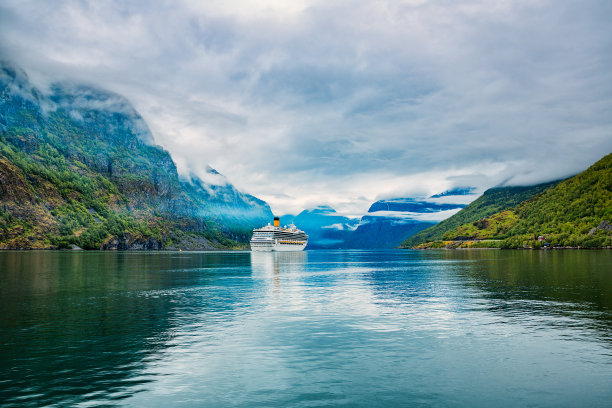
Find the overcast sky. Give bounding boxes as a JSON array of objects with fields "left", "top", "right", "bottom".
[{"left": 1, "top": 0, "right": 611, "bottom": 216}]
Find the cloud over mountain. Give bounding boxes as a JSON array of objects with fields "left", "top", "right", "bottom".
[{"left": 1, "top": 0, "right": 611, "bottom": 215}]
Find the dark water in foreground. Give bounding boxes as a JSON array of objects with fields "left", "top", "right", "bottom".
[{"left": 0, "top": 250, "right": 611, "bottom": 407}]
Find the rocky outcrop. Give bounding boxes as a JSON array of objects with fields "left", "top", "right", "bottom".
[
  {"left": 588, "top": 220, "right": 612, "bottom": 236},
  {"left": 102, "top": 235, "right": 163, "bottom": 250},
  {"left": 597, "top": 221, "right": 612, "bottom": 231}
]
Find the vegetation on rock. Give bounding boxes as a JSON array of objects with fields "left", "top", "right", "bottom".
[
  {"left": 0, "top": 62, "right": 271, "bottom": 250},
  {"left": 401, "top": 181, "right": 560, "bottom": 247},
  {"left": 409, "top": 153, "right": 612, "bottom": 249}
]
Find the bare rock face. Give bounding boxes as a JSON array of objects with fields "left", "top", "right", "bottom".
[
  {"left": 162, "top": 230, "right": 217, "bottom": 251},
  {"left": 597, "top": 221, "right": 612, "bottom": 231},
  {"left": 102, "top": 236, "right": 163, "bottom": 250},
  {"left": 0, "top": 156, "right": 35, "bottom": 204},
  {"left": 590, "top": 221, "right": 612, "bottom": 236}
]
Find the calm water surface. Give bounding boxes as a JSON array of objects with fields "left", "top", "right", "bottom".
[{"left": 1, "top": 250, "right": 611, "bottom": 407}]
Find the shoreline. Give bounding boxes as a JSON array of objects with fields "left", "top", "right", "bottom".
[{"left": 405, "top": 246, "right": 612, "bottom": 250}]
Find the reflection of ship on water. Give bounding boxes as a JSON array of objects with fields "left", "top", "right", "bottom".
[
  {"left": 250, "top": 251, "right": 307, "bottom": 282},
  {"left": 250, "top": 217, "right": 308, "bottom": 251}
]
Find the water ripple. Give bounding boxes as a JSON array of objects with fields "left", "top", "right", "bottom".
[{"left": 0, "top": 250, "right": 610, "bottom": 407}]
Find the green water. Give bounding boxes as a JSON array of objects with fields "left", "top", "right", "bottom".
[{"left": 0, "top": 250, "right": 611, "bottom": 407}]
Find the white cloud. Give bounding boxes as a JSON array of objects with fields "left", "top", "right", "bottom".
[
  {"left": 321, "top": 223, "right": 346, "bottom": 230},
  {"left": 1, "top": 0, "right": 611, "bottom": 216},
  {"left": 363, "top": 209, "right": 464, "bottom": 223}
]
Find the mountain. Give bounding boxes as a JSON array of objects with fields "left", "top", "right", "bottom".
[
  {"left": 285, "top": 206, "right": 359, "bottom": 249},
  {"left": 367, "top": 198, "right": 465, "bottom": 213},
  {"left": 180, "top": 169, "right": 272, "bottom": 236},
  {"left": 345, "top": 197, "right": 467, "bottom": 248},
  {"left": 400, "top": 180, "right": 561, "bottom": 247},
  {"left": 279, "top": 214, "right": 296, "bottom": 225},
  {"left": 0, "top": 61, "right": 272, "bottom": 249},
  {"left": 345, "top": 216, "right": 435, "bottom": 248},
  {"left": 407, "top": 153, "right": 612, "bottom": 249},
  {"left": 286, "top": 192, "right": 470, "bottom": 249},
  {"left": 430, "top": 187, "right": 476, "bottom": 198}
]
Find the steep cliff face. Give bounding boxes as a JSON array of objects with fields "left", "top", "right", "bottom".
[
  {"left": 0, "top": 61, "right": 271, "bottom": 249},
  {"left": 180, "top": 170, "right": 272, "bottom": 235},
  {"left": 47, "top": 83, "right": 182, "bottom": 209}
]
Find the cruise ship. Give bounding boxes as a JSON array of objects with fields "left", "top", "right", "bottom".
[{"left": 250, "top": 217, "right": 308, "bottom": 251}]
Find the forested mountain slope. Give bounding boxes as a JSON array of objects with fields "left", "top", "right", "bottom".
[
  {"left": 0, "top": 62, "right": 271, "bottom": 249},
  {"left": 409, "top": 153, "right": 612, "bottom": 249},
  {"left": 400, "top": 181, "right": 560, "bottom": 247}
]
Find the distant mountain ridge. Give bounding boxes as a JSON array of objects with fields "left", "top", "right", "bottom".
[
  {"left": 430, "top": 187, "right": 475, "bottom": 198},
  {"left": 0, "top": 61, "right": 272, "bottom": 249},
  {"left": 344, "top": 195, "right": 467, "bottom": 248},
  {"left": 284, "top": 190, "right": 470, "bottom": 249},
  {"left": 367, "top": 198, "right": 464, "bottom": 213},
  {"left": 282, "top": 206, "right": 359, "bottom": 248}
]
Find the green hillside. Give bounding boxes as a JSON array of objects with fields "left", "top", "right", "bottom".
[
  {"left": 412, "top": 153, "right": 612, "bottom": 249},
  {"left": 0, "top": 62, "right": 272, "bottom": 250},
  {"left": 400, "top": 180, "right": 560, "bottom": 247}
]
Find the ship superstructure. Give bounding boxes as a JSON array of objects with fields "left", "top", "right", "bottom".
[{"left": 250, "top": 217, "right": 308, "bottom": 251}]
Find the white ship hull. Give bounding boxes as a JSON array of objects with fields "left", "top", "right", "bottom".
[
  {"left": 250, "top": 219, "right": 308, "bottom": 252},
  {"left": 250, "top": 241, "right": 307, "bottom": 252}
]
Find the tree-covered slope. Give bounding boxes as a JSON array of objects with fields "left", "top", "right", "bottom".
[
  {"left": 400, "top": 180, "right": 560, "bottom": 247},
  {"left": 498, "top": 153, "right": 612, "bottom": 248},
  {"left": 0, "top": 62, "right": 271, "bottom": 249},
  {"left": 414, "top": 153, "right": 612, "bottom": 249}
]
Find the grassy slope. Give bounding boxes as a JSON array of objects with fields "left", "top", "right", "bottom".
[
  {"left": 501, "top": 152, "right": 612, "bottom": 248},
  {"left": 400, "top": 180, "right": 560, "bottom": 247},
  {"left": 415, "top": 153, "right": 612, "bottom": 249}
]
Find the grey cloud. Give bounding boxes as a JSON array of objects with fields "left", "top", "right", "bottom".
[{"left": 0, "top": 0, "right": 611, "bottom": 215}]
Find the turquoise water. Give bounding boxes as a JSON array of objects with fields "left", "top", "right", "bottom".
[{"left": 1, "top": 250, "right": 611, "bottom": 407}]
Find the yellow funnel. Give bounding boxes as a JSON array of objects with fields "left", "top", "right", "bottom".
[{"left": 274, "top": 217, "right": 280, "bottom": 227}]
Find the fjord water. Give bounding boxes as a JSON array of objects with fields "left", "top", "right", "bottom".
[{"left": 1, "top": 250, "right": 611, "bottom": 407}]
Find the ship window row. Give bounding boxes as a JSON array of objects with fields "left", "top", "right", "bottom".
[
  {"left": 253, "top": 233, "right": 308, "bottom": 239},
  {"left": 254, "top": 232, "right": 308, "bottom": 237},
  {"left": 251, "top": 241, "right": 305, "bottom": 244}
]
